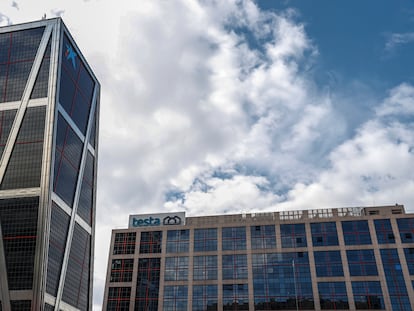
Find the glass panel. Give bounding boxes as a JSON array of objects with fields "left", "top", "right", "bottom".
[
  {"left": 194, "top": 228, "right": 217, "bottom": 252},
  {"left": 251, "top": 225, "right": 276, "bottom": 249},
  {"left": 1, "top": 106, "right": 46, "bottom": 190},
  {"left": 318, "top": 282, "right": 349, "bottom": 310},
  {"left": 311, "top": 222, "right": 339, "bottom": 246},
  {"left": 46, "top": 202, "right": 70, "bottom": 296},
  {"left": 0, "top": 27, "right": 45, "bottom": 103},
  {"left": 347, "top": 250, "right": 378, "bottom": 276},
  {"left": 374, "top": 219, "right": 395, "bottom": 244},
  {"left": 135, "top": 258, "right": 160, "bottom": 311},
  {"left": 107, "top": 287, "right": 131, "bottom": 311},
  {"left": 281, "top": 223, "right": 307, "bottom": 248},
  {"left": 252, "top": 252, "right": 314, "bottom": 310},
  {"left": 314, "top": 251, "right": 344, "bottom": 277},
  {"left": 342, "top": 221, "right": 371, "bottom": 245},
  {"left": 62, "top": 223, "right": 91, "bottom": 310},
  {"left": 222, "top": 227, "right": 246, "bottom": 251}
]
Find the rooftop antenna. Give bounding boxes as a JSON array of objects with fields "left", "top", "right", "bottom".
[{"left": 42, "top": 13, "right": 46, "bottom": 20}]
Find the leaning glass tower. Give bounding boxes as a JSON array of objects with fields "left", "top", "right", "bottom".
[{"left": 0, "top": 18, "right": 99, "bottom": 311}]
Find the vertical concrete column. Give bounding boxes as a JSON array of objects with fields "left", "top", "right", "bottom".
[
  {"left": 158, "top": 229, "right": 168, "bottom": 311},
  {"left": 217, "top": 225, "right": 223, "bottom": 311},
  {"left": 187, "top": 227, "right": 194, "bottom": 311},
  {"left": 245, "top": 222, "right": 255, "bottom": 310},
  {"left": 305, "top": 221, "right": 321, "bottom": 310},
  {"left": 336, "top": 219, "right": 356, "bottom": 310}
]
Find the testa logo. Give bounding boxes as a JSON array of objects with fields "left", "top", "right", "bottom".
[{"left": 163, "top": 216, "right": 182, "bottom": 225}]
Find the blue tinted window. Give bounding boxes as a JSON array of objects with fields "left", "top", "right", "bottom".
[
  {"left": 397, "top": 218, "right": 414, "bottom": 243},
  {"left": 311, "top": 222, "right": 339, "bottom": 246},
  {"left": 222, "top": 227, "right": 246, "bottom": 251},
  {"left": 139, "top": 231, "right": 162, "bottom": 254},
  {"left": 53, "top": 114, "right": 82, "bottom": 207},
  {"left": 347, "top": 250, "right": 378, "bottom": 276},
  {"left": 194, "top": 228, "right": 217, "bottom": 252},
  {"left": 193, "top": 256, "right": 217, "bottom": 280},
  {"left": 59, "top": 35, "right": 95, "bottom": 134},
  {"left": 166, "top": 230, "right": 189, "bottom": 253},
  {"left": 163, "top": 286, "right": 187, "bottom": 311},
  {"left": 193, "top": 285, "right": 217, "bottom": 311},
  {"left": 281, "top": 223, "right": 307, "bottom": 248},
  {"left": 0, "top": 27, "right": 45, "bottom": 103},
  {"left": 380, "top": 249, "right": 410, "bottom": 311},
  {"left": 164, "top": 257, "right": 188, "bottom": 281},
  {"left": 251, "top": 225, "right": 276, "bottom": 249},
  {"left": 342, "top": 221, "right": 371, "bottom": 245},
  {"left": 107, "top": 287, "right": 130, "bottom": 311},
  {"left": 403, "top": 248, "right": 414, "bottom": 275},
  {"left": 374, "top": 219, "right": 395, "bottom": 244},
  {"left": 318, "top": 282, "right": 349, "bottom": 310},
  {"left": 352, "top": 281, "right": 384, "bottom": 310},
  {"left": 222, "top": 254, "right": 248, "bottom": 280},
  {"left": 314, "top": 251, "right": 344, "bottom": 277},
  {"left": 223, "top": 284, "right": 249, "bottom": 310},
  {"left": 136, "top": 258, "right": 160, "bottom": 311},
  {"left": 252, "top": 252, "right": 314, "bottom": 310}
]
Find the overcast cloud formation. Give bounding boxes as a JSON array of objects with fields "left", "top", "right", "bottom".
[{"left": 2, "top": 0, "right": 414, "bottom": 308}]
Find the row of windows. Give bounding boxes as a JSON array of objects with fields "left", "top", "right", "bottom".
[
  {"left": 113, "top": 218, "right": 414, "bottom": 255},
  {"left": 108, "top": 281, "right": 394, "bottom": 310},
  {"left": 111, "top": 248, "right": 414, "bottom": 282}
]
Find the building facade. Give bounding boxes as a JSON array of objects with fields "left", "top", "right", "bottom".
[
  {"left": 0, "top": 18, "right": 99, "bottom": 311},
  {"left": 103, "top": 206, "right": 414, "bottom": 311}
]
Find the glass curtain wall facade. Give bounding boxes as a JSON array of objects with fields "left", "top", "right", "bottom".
[
  {"left": 0, "top": 18, "right": 99, "bottom": 311},
  {"left": 104, "top": 206, "right": 414, "bottom": 311}
]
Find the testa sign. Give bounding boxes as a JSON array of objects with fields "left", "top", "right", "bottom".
[{"left": 129, "top": 212, "right": 185, "bottom": 228}]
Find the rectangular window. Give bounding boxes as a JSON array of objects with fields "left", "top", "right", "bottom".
[
  {"left": 374, "top": 219, "right": 395, "bottom": 244},
  {"left": 193, "top": 285, "right": 218, "bottom": 311},
  {"left": 193, "top": 255, "right": 217, "bottom": 280},
  {"left": 110, "top": 259, "right": 134, "bottom": 283},
  {"left": 352, "top": 281, "right": 384, "bottom": 310},
  {"left": 380, "top": 249, "right": 410, "bottom": 310},
  {"left": 163, "top": 286, "right": 187, "bottom": 311},
  {"left": 223, "top": 284, "right": 249, "bottom": 310},
  {"left": 107, "top": 287, "right": 131, "bottom": 311},
  {"left": 139, "top": 231, "right": 162, "bottom": 254},
  {"left": 318, "top": 282, "right": 349, "bottom": 310},
  {"left": 194, "top": 228, "right": 217, "bottom": 252},
  {"left": 342, "top": 221, "right": 372, "bottom": 245},
  {"left": 222, "top": 254, "right": 248, "bottom": 280},
  {"left": 404, "top": 248, "right": 414, "bottom": 275},
  {"left": 135, "top": 258, "right": 160, "bottom": 311},
  {"left": 164, "top": 257, "right": 188, "bottom": 281},
  {"left": 397, "top": 218, "right": 414, "bottom": 243},
  {"left": 314, "top": 251, "right": 344, "bottom": 277},
  {"left": 347, "top": 250, "right": 378, "bottom": 276},
  {"left": 252, "top": 252, "right": 314, "bottom": 310},
  {"left": 311, "top": 222, "right": 339, "bottom": 246},
  {"left": 166, "top": 229, "right": 189, "bottom": 253},
  {"left": 281, "top": 223, "right": 307, "bottom": 248},
  {"left": 250, "top": 225, "right": 276, "bottom": 249},
  {"left": 222, "top": 227, "right": 246, "bottom": 251},
  {"left": 113, "top": 232, "right": 136, "bottom": 255}
]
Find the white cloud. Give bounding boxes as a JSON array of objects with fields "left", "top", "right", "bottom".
[
  {"left": 274, "top": 83, "right": 414, "bottom": 211},
  {"left": 376, "top": 83, "right": 414, "bottom": 117},
  {"left": 385, "top": 32, "right": 414, "bottom": 51}
]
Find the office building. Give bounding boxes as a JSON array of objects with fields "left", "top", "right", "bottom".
[
  {"left": 0, "top": 18, "right": 99, "bottom": 310},
  {"left": 103, "top": 205, "right": 414, "bottom": 310}
]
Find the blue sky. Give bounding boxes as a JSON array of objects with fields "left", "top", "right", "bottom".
[{"left": 2, "top": 0, "right": 414, "bottom": 309}]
